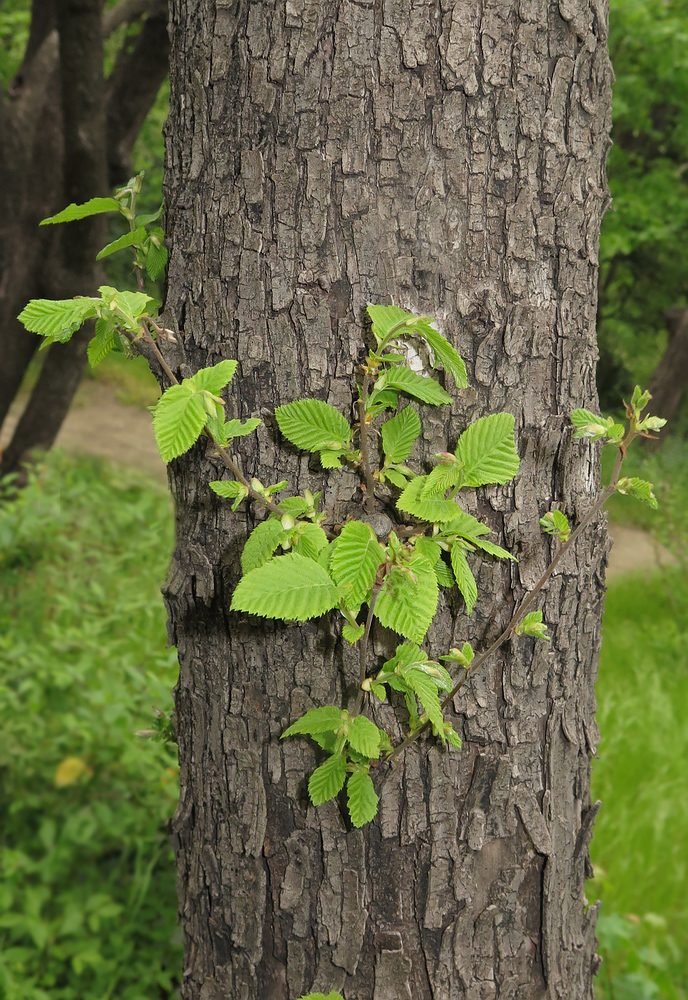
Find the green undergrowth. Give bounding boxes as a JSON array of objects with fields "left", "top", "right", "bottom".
[{"left": 0, "top": 452, "right": 180, "bottom": 1000}]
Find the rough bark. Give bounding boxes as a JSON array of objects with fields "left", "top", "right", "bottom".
[
  {"left": 162, "top": 2, "right": 613, "bottom": 998},
  {"left": 0, "top": 0, "right": 167, "bottom": 465}
]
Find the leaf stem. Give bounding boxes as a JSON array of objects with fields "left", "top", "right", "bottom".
[
  {"left": 354, "top": 584, "right": 381, "bottom": 715},
  {"left": 358, "top": 372, "right": 377, "bottom": 513},
  {"left": 387, "top": 435, "right": 632, "bottom": 761}
]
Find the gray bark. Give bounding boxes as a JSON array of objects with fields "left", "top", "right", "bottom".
[{"left": 162, "top": 2, "right": 613, "bottom": 998}]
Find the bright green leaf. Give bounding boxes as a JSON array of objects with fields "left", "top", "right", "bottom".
[
  {"left": 282, "top": 706, "right": 343, "bottom": 739},
  {"left": 404, "top": 667, "right": 445, "bottom": 737},
  {"left": 381, "top": 406, "right": 421, "bottom": 463},
  {"left": 191, "top": 360, "right": 238, "bottom": 394},
  {"left": 275, "top": 399, "right": 351, "bottom": 453},
  {"left": 87, "top": 318, "right": 119, "bottom": 367},
  {"left": 421, "top": 461, "right": 464, "bottom": 498},
  {"left": 450, "top": 545, "right": 478, "bottom": 614},
  {"left": 330, "top": 521, "right": 385, "bottom": 609},
  {"left": 454, "top": 413, "right": 520, "bottom": 487},
  {"left": 18, "top": 297, "right": 99, "bottom": 344},
  {"left": 40, "top": 197, "right": 122, "bottom": 225},
  {"left": 152, "top": 383, "right": 207, "bottom": 462},
  {"left": 615, "top": 477, "right": 659, "bottom": 509},
  {"left": 308, "top": 754, "right": 347, "bottom": 805},
  {"left": 342, "top": 623, "right": 365, "bottom": 644},
  {"left": 397, "top": 475, "right": 465, "bottom": 522},
  {"left": 346, "top": 716, "right": 382, "bottom": 758},
  {"left": 292, "top": 522, "right": 329, "bottom": 561},
  {"left": 381, "top": 366, "right": 452, "bottom": 406},
  {"left": 241, "top": 518, "right": 288, "bottom": 573},
  {"left": 223, "top": 417, "right": 261, "bottom": 441},
  {"left": 96, "top": 227, "right": 147, "bottom": 260},
  {"left": 347, "top": 768, "right": 379, "bottom": 827},
  {"left": 469, "top": 537, "right": 516, "bottom": 560},
  {"left": 434, "top": 559, "right": 454, "bottom": 587},
  {"left": 231, "top": 552, "right": 341, "bottom": 621},
  {"left": 375, "top": 553, "right": 438, "bottom": 643}
]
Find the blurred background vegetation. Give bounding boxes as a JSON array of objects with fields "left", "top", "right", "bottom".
[{"left": 1, "top": 0, "right": 688, "bottom": 998}]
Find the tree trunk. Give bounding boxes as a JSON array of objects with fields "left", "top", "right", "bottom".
[
  {"left": 642, "top": 307, "right": 688, "bottom": 447},
  {"left": 163, "top": 3, "right": 613, "bottom": 998}
]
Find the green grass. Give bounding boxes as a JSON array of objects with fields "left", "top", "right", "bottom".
[{"left": 0, "top": 453, "right": 181, "bottom": 1000}]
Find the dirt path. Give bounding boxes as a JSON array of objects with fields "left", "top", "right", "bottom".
[{"left": 1, "top": 385, "right": 675, "bottom": 575}]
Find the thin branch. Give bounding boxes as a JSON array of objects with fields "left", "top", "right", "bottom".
[
  {"left": 358, "top": 372, "right": 377, "bottom": 513},
  {"left": 354, "top": 584, "right": 381, "bottom": 714},
  {"left": 386, "top": 438, "right": 631, "bottom": 762}
]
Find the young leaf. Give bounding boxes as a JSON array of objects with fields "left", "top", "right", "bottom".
[
  {"left": 18, "top": 297, "right": 98, "bottom": 344},
  {"left": 145, "top": 229, "right": 168, "bottom": 281},
  {"left": 241, "top": 518, "right": 288, "bottom": 573},
  {"left": 434, "top": 559, "right": 454, "bottom": 588},
  {"left": 449, "top": 545, "right": 478, "bottom": 613},
  {"left": 346, "top": 716, "right": 382, "bottom": 758},
  {"left": 275, "top": 399, "right": 351, "bottom": 453},
  {"left": 397, "top": 475, "right": 464, "bottom": 522},
  {"left": 441, "top": 510, "right": 491, "bottom": 539},
  {"left": 223, "top": 417, "right": 261, "bottom": 441},
  {"left": 319, "top": 449, "right": 344, "bottom": 469},
  {"left": 421, "top": 461, "right": 464, "bottom": 498},
  {"left": 330, "top": 521, "right": 385, "bottom": 608},
  {"left": 40, "top": 197, "right": 122, "bottom": 225},
  {"left": 99, "top": 287, "right": 156, "bottom": 332},
  {"left": 615, "top": 477, "right": 659, "bottom": 509},
  {"left": 413, "top": 320, "right": 468, "bottom": 388},
  {"left": 282, "top": 706, "right": 343, "bottom": 738},
  {"left": 87, "top": 317, "right": 119, "bottom": 367},
  {"left": 152, "top": 383, "right": 207, "bottom": 462},
  {"left": 367, "top": 388, "right": 399, "bottom": 416},
  {"left": 381, "top": 406, "right": 421, "bottom": 463},
  {"left": 231, "top": 552, "right": 341, "bottom": 621},
  {"left": 515, "top": 610, "right": 550, "bottom": 641},
  {"left": 308, "top": 754, "right": 347, "bottom": 805},
  {"left": 454, "top": 413, "right": 520, "bottom": 487},
  {"left": 404, "top": 667, "right": 445, "bottom": 737},
  {"left": 342, "top": 623, "right": 365, "bottom": 644},
  {"left": 375, "top": 553, "right": 438, "bottom": 644},
  {"left": 191, "top": 359, "right": 238, "bottom": 394},
  {"left": 414, "top": 536, "right": 441, "bottom": 567},
  {"left": 96, "top": 226, "right": 147, "bottom": 260},
  {"left": 383, "top": 467, "right": 410, "bottom": 489},
  {"left": 366, "top": 304, "right": 467, "bottom": 387},
  {"left": 135, "top": 203, "right": 164, "bottom": 227},
  {"left": 299, "top": 993, "right": 345, "bottom": 1000},
  {"left": 347, "top": 768, "right": 379, "bottom": 827},
  {"left": 468, "top": 537, "right": 516, "bottom": 561},
  {"left": 292, "top": 522, "right": 329, "bottom": 561},
  {"left": 381, "top": 366, "right": 452, "bottom": 406},
  {"left": 539, "top": 509, "right": 571, "bottom": 542},
  {"left": 209, "top": 480, "right": 245, "bottom": 498}
]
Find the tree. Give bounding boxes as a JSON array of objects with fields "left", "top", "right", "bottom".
[
  {"left": 161, "top": 3, "right": 613, "bottom": 998},
  {"left": 0, "top": 0, "right": 168, "bottom": 476}
]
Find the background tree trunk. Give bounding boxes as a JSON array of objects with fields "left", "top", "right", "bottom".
[
  {"left": 163, "top": 2, "right": 613, "bottom": 998},
  {"left": 641, "top": 306, "right": 688, "bottom": 450}
]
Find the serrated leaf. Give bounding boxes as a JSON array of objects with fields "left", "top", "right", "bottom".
[
  {"left": 375, "top": 553, "right": 438, "bottom": 643},
  {"left": 331, "top": 521, "right": 385, "bottom": 609},
  {"left": 40, "top": 197, "right": 122, "bottom": 225},
  {"left": 342, "top": 623, "right": 365, "bottom": 644},
  {"left": 231, "top": 552, "right": 341, "bottom": 621},
  {"left": 404, "top": 667, "right": 445, "bottom": 738},
  {"left": 383, "top": 467, "right": 410, "bottom": 489},
  {"left": 241, "top": 518, "right": 288, "bottom": 573},
  {"left": 191, "top": 360, "right": 238, "bottom": 394},
  {"left": 87, "top": 318, "right": 119, "bottom": 367},
  {"left": 381, "top": 406, "right": 421, "bottom": 463},
  {"left": 145, "top": 230, "right": 168, "bottom": 280},
  {"left": 571, "top": 408, "right": 603, "bottom": 429},
  {"left": 282, "top": 706, "right": 343, "bottom": 739},
  {"left": 450, "top": 545, "right": 478, "bottom": 613},
  {"left": 135, "top": 203, "right": 164, "bottom": 227},
  {"left": 275, "top": 399, "right": 351, "bottom": 453},
  {"left": 447, "top": 728, "right": 462, "bottom": 749},
  {"left": 454, "top": 413, "right": 520, "bottom": 487},
  {"left": 292, "top": 522, "right": 329, "bottom": 561},
  {"left": 223, "top": 417, "right": 261, "bottom": 441},
  {"left": 18, "top": 297, "right": 99, "bottom": 344},
  {"left": 209, "top": 480, "right": 245, "bottom": 499},
  {"left": 381, "top": 641, "right": 428, "bottom": 673},
  {"left": 616, "top": 477, "right": 659, "bottom": 509},
  {"left": 413, "top": 320, "right": 468, "bottom": 388},
  {"left": 441, "top": 510, "right": 491, "bottom": 539},
  {"left": 308, "top": 754, "right": 347, "bottom": 805},
  {"left": 96, "top": 226, "right": 147, "bottom": 260},
  {"left": 347, "top": 768, "right": 379, "bottom": 827},
  {"left": 539, "top": 509, "right": 571, "bottom": 540},
  {"left": 435, "top": 559, "right": 454, "bottom": 587},
  {"left": 99, "top": 286, "right": 156, "bottom": 331},
  {"left": 397, "top": 475, "right": 464, "bottom": 522},
  {"left": 366, "top": 305, "right": 467, "bottom": 388},
  {"left": 346, "top": 716, "right": 382, "bottom": 758},
  {"left": 152, "top": 383, "right": 207, "bottom": 462},
  {"left": 367, "top": 388, "right": 399, "bottom": 415},
  {"left": 414, "top": 536, "right": 441, "bottom": 567},
  {"left": 381, "top": 366, "right": 452, "bottom": 406},
  {"left": 469, "top": 537, "right": 516, "bottom": 560},
  {"left": 421, "top": 461, "right": 464, "bottom": 498},
  {"left": 319, "top": 450, "right": 343, "bottom": 468}
]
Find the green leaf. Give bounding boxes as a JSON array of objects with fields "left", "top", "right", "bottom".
[
  {"left": 18, "top": 297, "right": 98, "bottom": 344},
  {"left": 381, "top": 366, "right": 453, "bottom": 406},
  {"left": 134, "top": 203, "right": 164, "bottom": 227},
  {"left": 292, "top": 522, "right": 329, "bottom": 561},
  {"left": 441, "top": 510, "right": 491, "bottom": 539},
  {"left": 346, "top": 716, "right": 382, "bottom": 758},
  {"left": 87, "top": 318, "right": 119, "bottom": 367},
  {"left": 347, "top": 768, "right": 379, "bottom": 827},
  {"left": 98, "top": 286, "right": 156, "bottom": 332},
  {"left": 539, "top": 509, "right": 571, "bottom": 541},
  {"left": 319, "top": 450, "right": 344, "bottom": 469},
  {"left": 96, "top": 227, "right": 147, "bottom": 260},
  {"left": 223, "top": 417, "right": 261, "bottom": 441},
  {"left": 231, "top": 552, "right": 341, "bottom": 621},
  {"left": 615, "top": 477, "right": 659, "bottom": 509},
  {"left": 366, "top": 305, "right": 467, "bottom": 387},
  {"left": 404, "top": 667, "right": 445, "bottom": 737},
  {"left": 381, "top": 407, "right": 421, "bottom": 463},
  {"left": 275, "top": 399, "right": 351, "bottom": 453},
  {"left": 40, "top": 197, "right": 122, "bottom": 225},
  {"left": 191, "top": 360, "right": 238, "bottom": 394},
  {"left": 375, "top": 553, "right": 438, "bottom": 643},
  {"left": 342, "top": 623, "right": 365, "bottom": 644},
  {"left": 308, "top": 754, "right": 347, "bottom": 805},
  {"left": 282, "top": 706, "right": 343, "bottom": 738},
  {"left": 397, "top": 475, "right": 465, "bottom": 522},
  {"left": 299, "top": 993, "right": 345, "bottom": 1000},
  {"left": 421, "top": 461, "right": 464, "bottom": 498},
  {"left": 468, "top": 537, "right": 516, "bottom": 561},
  {"left": 571, "top": 408, "right": 603, "bottom": 429},
  {"left": 152, "top": 383, "right": 207, "bottom": 462},
  {"left": 515, "top": 609, "right": 550, "bottom": 641},
  {"left": 434, "top": 559, "right": 454, "bottom": 587},
  {"left": 209, "top": 480, "right": 246, "bottom": 499},
  {"left": 413, "top": 320, "right": 468, "bottom": 388},
  {"left": 414, "top": 536, "right": 441, "bottom": 567},
  {"left": 330, "top": 521, "right": 385, "bottom": 609},
  {"left": 450, "top": 545, "right": 478, "bottom": 613},
  {"left": 383, "top": 467, "right": 410, "bottom": 489},
  {"left": 454, "top": 413, "right": 520, "bottom": 486},
  {"left": 145, "top": 229, "right": 168, "bottom": 280},
  {"left": 241, "top": 518, "right": 289, "bottom": 572},
  {"left": 367, "top": 387, "right": 399, "bottom": 416}
]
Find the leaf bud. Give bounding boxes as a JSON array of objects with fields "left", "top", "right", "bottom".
[{"left": 280, "top": 513, "right": 295, "bottom": 531}]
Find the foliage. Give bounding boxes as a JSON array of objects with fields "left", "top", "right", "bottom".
[{"left": 0, "top": 453, "right": 180, "bottom": 1000}]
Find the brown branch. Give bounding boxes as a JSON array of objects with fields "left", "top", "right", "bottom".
[
  {"left": 104, "top": 0, "right": 169, "bottom": 186},
  {"left": 358, "top": 373, "right": 377, "bottom": 513},
  {"left": 386, "top": 438, "right": 631, "bottom": 762}
]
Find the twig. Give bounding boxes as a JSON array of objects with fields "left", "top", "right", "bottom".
[
  {"left": 386, "top": 437, "right": 632, "bottom": 762},
  {"left": 358, "top": 373, "right": 377, "bottom": 513}
]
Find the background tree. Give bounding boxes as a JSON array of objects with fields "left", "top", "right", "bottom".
[
  {"left": 161, "top": 2, "right": 613, "bottom": 998},
  {"left": 0, "top": 0, "right": 168, "bottom": 475}
]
